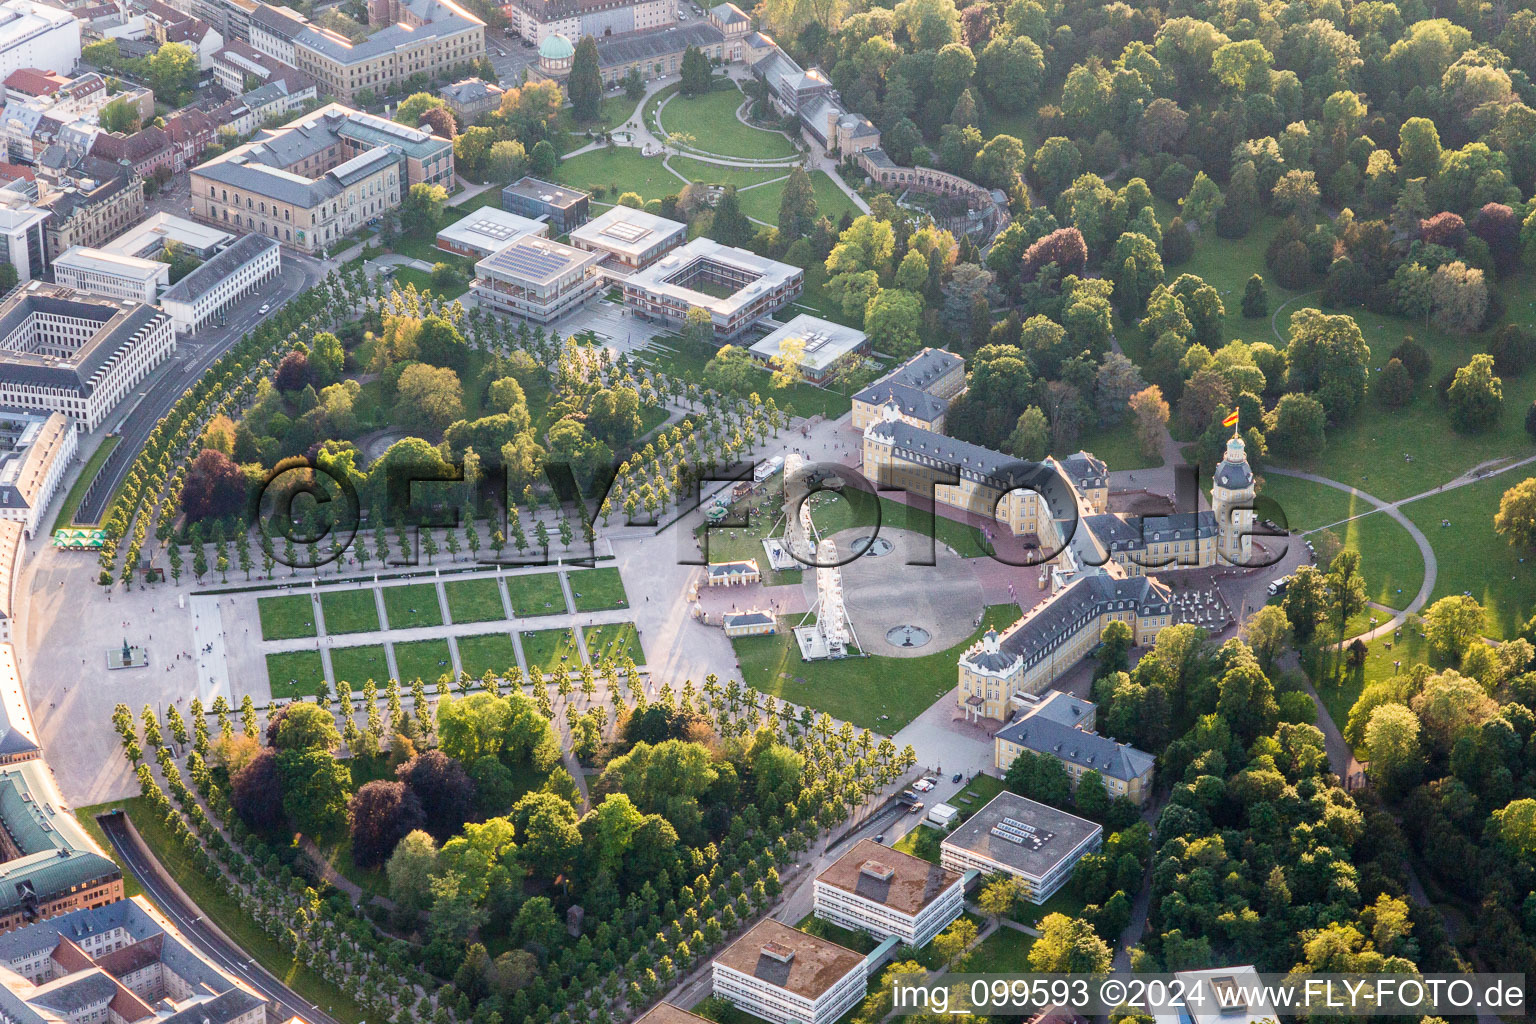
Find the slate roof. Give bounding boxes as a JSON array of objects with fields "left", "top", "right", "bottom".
[
  {"left": 0, "top": 291, "right": 167, "bottom": 395},
  {"left": 997, "top": 713, "right": 1155, "bottom": 783},
  {"left": 1059, "top": 450, "right": 1107, "bottom": 491},
  {"left": 853, "top": 382, "right": 946, "bottom": 423},
  {"left": 710, "top": 3, "right": 749, "bottom": 24},
  {"left": 865, "top": 418, "right": 1070, "bottom": 495},
  {"left": 161, "top": 234, "right": 278, "bottom": 305},
  {"left": 593, "top": 21, "right": 725, "bottom": 66},
  {"left": 963, "top": 574, "right": 1172, "bottom": 676}
]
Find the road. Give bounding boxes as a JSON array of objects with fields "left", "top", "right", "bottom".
[
  {"left": 99, "top": 811, "right": 343, "bottom": 1024},
  {"left": 76, "top": 252, "right": 327, "bottom": 524},
  {"left": 485, "top": 33, "right": 536, "bottom": 86}
]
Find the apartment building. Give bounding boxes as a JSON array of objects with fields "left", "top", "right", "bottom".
[
  {"left": 711, "top": 919, "right": 866, "bottom": 1024},
  {"left": 39, "top": 172, "right": 145, "bottom": 254},
  {"left": 939, "top": 792, "right": 1101, "bottom": 905},
  {"left": 813, "top": 839, "right": 964, "bottom": 948},
  {"left": 470, "top": 234, "right": 602, "bottom": 322}
]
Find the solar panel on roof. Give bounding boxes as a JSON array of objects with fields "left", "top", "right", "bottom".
[{"left": 601, "top": 220, "right": 652, "bottom": 243}]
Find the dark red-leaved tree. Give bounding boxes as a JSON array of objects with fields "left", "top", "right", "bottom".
[
  {"left": 348, "top": 780, "right": 425, "bottom": 867},
  {"left": 180, "top": 448, "right": 246, "bottom": 522},
  {"left": 1021, "top": 227, "right": 1088, "bottom": 282},
  {"left": 420, "top": 105, "right": 457, "bottom": 140},
  {"left": 1471, "top": 203, "right": 1519, "bottom": 274},
  {"left": 231, "top": 748, "right": 286, "bottom": 832},
  {"left": 274, "top": 350, "right": 311, "bottom": 393},
  {"left": 1419, "top": 211, "right": 1467, "bottom": 249},
  {"left": 396, "top": 750, "right": 476, "bottom": 841}
]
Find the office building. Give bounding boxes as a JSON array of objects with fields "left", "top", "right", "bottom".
[
  {"left": 634, "top": 1006, "right": 715, "bottom": 1024},
  {"left": 435, "top": 206, "right": 546, "bottom": 259},
  {"left": 0, "top": 187, "right": 47, "bottom": 282},
  {"left": 994, "top": 691, "right": 1155, "bottom": 806},
  {"left": 850, "top": 347, "right": 965, "bottom": 431},
  {"left": 711, "top": 919, "right": 866, "bottom": 1024},
  {"left": 0, "top": 410, "right": 75, "bottom": 539},
  {"left": 813, "top": 839, "right": 963, "bottom": 948},
  {"left": 0, "top": 283, "right": 175, "bottom": 431},
  {"left": 470, "top": 234, "right": 602, "bottom": 322},
  {"left": 1152, "top": 967, "right": 1276, "bottom": 1024},
  {"left": 501, "top": 175, "right": 588, "bottom": 233},
  {"left": 499, "top": 0, "right": 672, "bottom": 45},
  {"left": 51, "top": 246, "right": 169, "bottom": 303},
  {"left": 159, "top": 233, "right": 280, "bottom": 334},
  {"left": 39, "top": 172, "right": 146, "bottom": 256},
  {"left": 568, "top": 205, "right": 686, "bottom": 273},
  {"left": 939, "top": 792, "right": 1101, "bottom": 904},
  {"left": 100, "top": 211, "right": 233, "bottom": 259},
  {"left": 748, "top": 314, "right": 868, "bottom": 384},
  {"left": 623, "top": 238, "right": 802, "bottom": 341},
  {"left": 0, "top": 3, "right": 79, "bottom": 87}
]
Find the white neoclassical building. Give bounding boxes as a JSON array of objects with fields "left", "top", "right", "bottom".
[{"left": 159, "top": 234, "right": 281, "bottom": 335}]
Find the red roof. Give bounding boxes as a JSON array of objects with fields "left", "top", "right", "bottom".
[
  {"left": 4, "top": 68, "right": 70, "bottom": 97},
  {"left": 0, "top": 163, "right": 35, "bottom": 182}
]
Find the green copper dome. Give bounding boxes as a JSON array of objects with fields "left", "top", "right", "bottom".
[{"left": 539, "top": 33, "right": 575, "bottom": 60}]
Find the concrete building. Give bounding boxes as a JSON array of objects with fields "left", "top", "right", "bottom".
[
  {"left": 994, "top": 691, "right": 1155, "bottom": 806},
  {"left": 0, "top": 187, "right": 48, "bottom": 282},
  {"left": 191, "top": 104, "right": 452, "bottom": 253},
  {"left": 567, "top": 205, "right": 685, "bottom": 273},
  {"left": 0, "top": 283, "right": 175, "bottom": 431},
  {"left": 0, "top": 410, "right": 75, "bottom": 538},
  {"left": 0, "top": 3, "right": 80, "bottom": 88},
  {"left": 438, "top": 76, "right": 502, "bottom": 120},
  {"left": 939, "top": 791, "right": 1101, "bottom": 904},
  {"left": 99, "top": 210, "right": 232, "bottom": 259},
  {"left": 51, "top": 246, "right": 168, "bottom": 303},
  {"left": 501, "top": 175, "right": 588, "bottom": 233},
  {"left": 748, "top": 314, "right": 868, "bottom": 384},
  {"left": 159, "top": 233, "right": 280, "bottom": 334},
  {"left": 850, "top": 347, "right": 965, "bottom": 431},
  {"left": 1152, "top": 967, "right": 1276, "bottom": 1024},
  {"left": 623, "top": 238, "right": 802, "bottom": 341},
  {"left": 0, "top": 896, "right": 272, "bottom": 1021},
  {"left": 711, "top": 919, "right": 866, "bottom": 1024},
  {"left": 435, "top": 206, "right": 546, "bottom": 259},
  {"left": 633, "top": 1007, "right": 714, "bottom": 1024},
  {"left": 470, "top": 234, "right": 602, "bottom": 323},
  {"left": 813, "top": 838, "right": 964, "bottom": 948},
  {"left": 499, "top": 0, "right": 673, "bottom": 46}
]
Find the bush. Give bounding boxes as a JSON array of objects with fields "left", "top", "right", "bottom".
[
  {"left": 1391, "top": 338, "right": 1432, "bottom": 382},
  {"left": 1241, "top": 275, "right": 1268, "bottom": 318}
]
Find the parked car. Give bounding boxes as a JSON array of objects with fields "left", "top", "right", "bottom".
[
  {"left": 912, "top": 778, "right": 935, "bottom": 792},
  {"left": 874, "top": 834, "right": 885, "bottom": 843},
  {"left": 951, "top": 772, "right": 962, "bottom": 783}
]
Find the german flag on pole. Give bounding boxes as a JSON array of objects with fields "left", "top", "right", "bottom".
[{"left": 1222, "top": 410, "right": 1240, "bottom": 428}]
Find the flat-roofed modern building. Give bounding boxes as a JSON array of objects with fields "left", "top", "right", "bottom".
[
  {"left": 470, "top": 234, "right": 602, "bottom": 323},
  {"left": 712, "top": 919, "right": 866, "bottom": 1024},
  {"left": 814, "top": 838, "right": 964, "bottom": 948},
  {"left": 99, "top": 211, "right": 234, "bottom": 259},
  {"left": 0, "top": 2, "right": 80, "bottom": 87},
  {"left": 51, "top": 247, "right": 169, "bottom": 304},
  {"left": 501, "top": 175, "right": 588, "bottom": 233},
  {"left": 939, "top": 791, "right": 1101, "bottom": 904},
  {"left": 623, "top": 238, "right": 803, "bottom": 341},
  {"left": 1152, "top": 967, "right": 1276, "bottom": 1024},
  {"left": 0, "top": 410, "right": 74, "bottom": 538},
  {"left": 568, "top": 206, "right": 685, "bottom": 273},
  {"left": 159, "top": 234, "right": 281, "bottom": 335},
  {"left": 0, "top": 284, "right": 175, "bottom": 431},
  {"left": 435, "top": 207, "right": 547, "bottom": 259},
  {"left": 749, "top": 314, "right": 868, "bottom": 384},
  {"left": 633, "top": 1005, "right": 715, "bottom": 1024}
]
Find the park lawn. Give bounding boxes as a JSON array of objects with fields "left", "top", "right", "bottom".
[
  {"left": 698, "top": 504, "right": 802, "bottom": 586},
  {"left": 636, "top": 334, "right": 853, "bottom": 419},
  {"left": 658, "top": 85, "right": 797, "bottom": 160},
  {"left": 446, "top": 188, "right": 503, "bottom": 215},
  {"left": 504, "top": 571, "right": 568, "bottom": 616},
  {"left": 444, "top": 577, "right": 507, "bottom": 623},
  {"left": 1072, "top": 417, "right": 1160, "bottom": 471},
  {"left": 951, "top": 773, "right": 1008, "bottom": 817},
  {"left": 892, "top": 824, "right": 944, "bottom": 863},
  {"left": 733, "top": 171, "right": 862, "bottom": 228},
  {"left": 806, "top": 492, "right": 996, "bottom": 560},
  {"left": 731, "top": 605, "right": 1020, "bottom": 731},
  {"left": 584, "top": 620, "right": 644, "bottom": 664},
  {"left": 319, "top": 589, "right": 380, "bottom": 634},
  {"left": 51, "top": 434, "right": 118, "bottom": 531},
  {"left": 789, "top": 263, "right": 859, "bottom": 326},
  {"left": 391, "top": 266, "right": 467, "bottom": 300},
  {"left": 456, "top": 632, "right": 521, "bottom": 680},
  {"left": 329, "top": 644, "right": 391, "bottom": 687},
  {"left": 563, "top": 92, "right": 642, "bottom": 134},
  {"left": 808, "top": 171, "right": 863, "bottom": 225},
  {"left": 521, "top": 627, "right": 581, "bottom": 676},
  {"left": 569, "top": 566, "right": 628, "bottom": 611},
  {"left": 966, "top": 926, "right": 1037, "bottom": 974},
  {"left": 265, "top": 650, "right": 326, "bottom": 699},
  {"left": 668, "top": 156, "right": 787, "bottom": 190},
  {"left": 557, "top": 147, "right": 681, "bottom": 203},
  {"left": 394, "top": 638, "right": 454, "bottom": 685},
  {"left": 381, "top": 583, "right": 443, "bottom": 629},
  {"left": 101, "top": 797, "right": 369, "bottom": 1024},
  {"left": 979, "top": 107, "right": 1039, "bottom": 150},
  {"left": 1401, "top": 474, "right": 1536, "bottom": 639},
  {"left": 258, "top": 594, "right": 317, "bottom": 640},
  {"left": 1011, "top": 886, "right": 1088, "bottom": 929}
]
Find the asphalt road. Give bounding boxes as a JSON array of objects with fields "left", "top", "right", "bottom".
[
  {"left": 99, "top": 811, "right": 343, "bottom": 1024},
  {"left": 76, "top": 253, "right": 327, "bottom": 524}
]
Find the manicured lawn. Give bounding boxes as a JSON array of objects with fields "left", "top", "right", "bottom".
[
  {"left": 265, "top": 650, "right": 326, "bottom": 699},
  {"left": 1012, "top": 885, "right": 1088, "bottom": 929},
  {"left": 521, "top": 627, "right": 581, "bottom": 676},
  {"left": 562, "top": 92, "right": 641, "bottom": 133},
  {"left": 98, "top": 797, "right": 369, "bottom": 1024},
  {"left": 391, "top": 266, "right": 467, "bottom": 300},
  {"left": 1071, "top": 417, "right": 1161, "bottom": 472},
  {"left": 584, "top": 620, "right": 644, "bottom": 665},
  {"left": 1401, "top": 474, "right": 1535, "bottom": 639},
  {"left": 557, "top": 147, "right": 682, "bottom": 203},
  {"left": 330, "top": 644, "right": 391, "bottom": 687},
  {"left": 504, "top": 571, "right": 568, "bottom": 616},
  {"left": 658, "top": 85, "right": 797, "bottom": 160},
  {"left": 456, "top": 632, "right": 520, "bottom": 680},
  {"left": 668, "top": 156, "right": 787, "bottom": 190},
  {"left": 258, "top": 594, "right": 317, "bottom": 640},
  {"left": 319, "top": 589, "right": 380, "bottom": 634},
  {"left": 893, "top": 824, "right": 944, "bottom": 863},
  {"left": 568, "top": 566, "right": 628, "bottom": 611},
  {"left": 951, "top": 773, "right": 1008, "bottom": 818},
  {"left": 966, "top": 926, "right": 1036, "bottom": 973},
  {"left": 394, "top": 638, "right": 454, "bottom": 685},
  {"left": 444, "top": 577, "right": 507, "bottom": 623},
  {"left": 51, "top": 434, "right": 118, "bottom": 531},
  {"left": 381, "top": 583, "right": 443, "bottom": 629},
  {"left": 735, "top": 170, "right": 861, "bottom": 227},
  {"left": 731, "top": 605, "right": 1019, "bottom": 731},
  {"left": 698, "top": 501, "right": 800, "bottom": 586}
]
